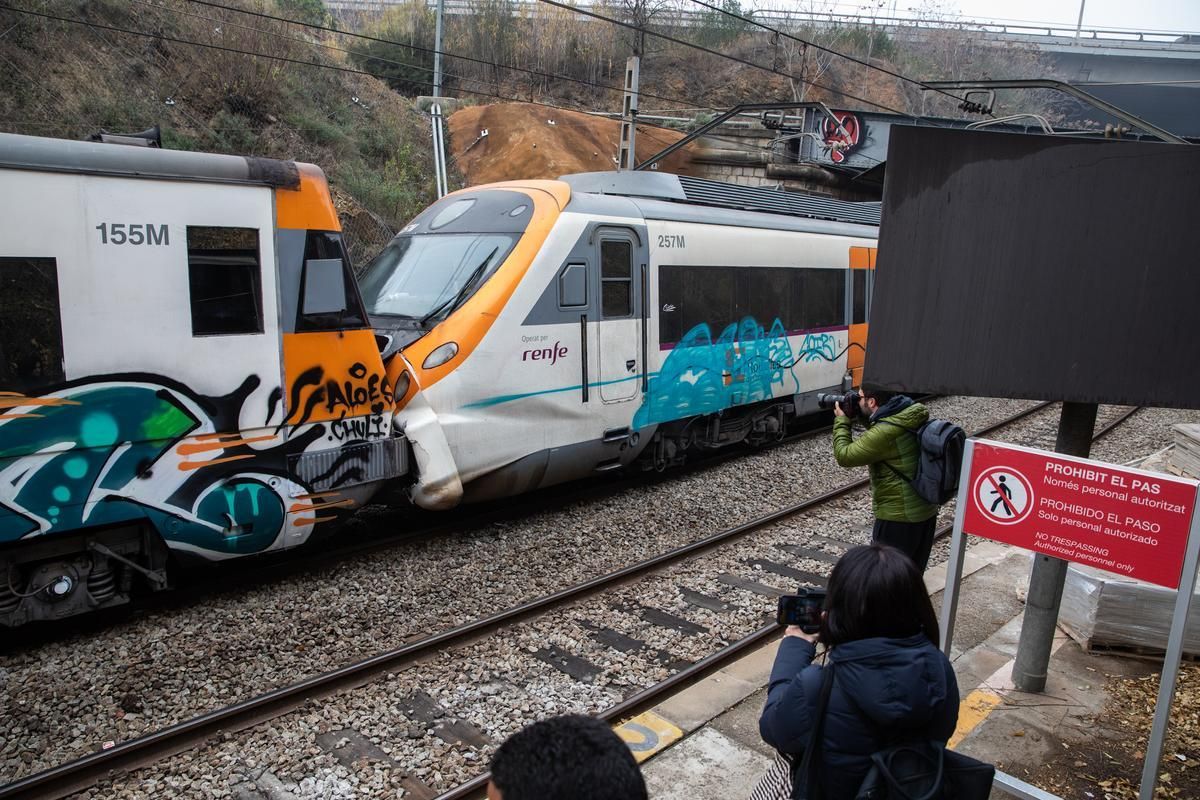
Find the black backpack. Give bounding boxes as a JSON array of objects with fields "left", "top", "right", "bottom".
[{"left": 879, "top": 419, "right": 966, "bottom": 505}]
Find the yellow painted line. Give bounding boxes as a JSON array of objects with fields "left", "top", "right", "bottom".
[
  {"left": 948, "top": 688, "right": 1003, "bottom": 749},
  {"left": 614, "top": 711, "right": 684, "bottom": 763}
]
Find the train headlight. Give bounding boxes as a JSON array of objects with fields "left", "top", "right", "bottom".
[
  {"left": 422, "top": 342, "right": 459, "bottom": 369},
  {"left": 393, "top": 370, "right": 412, "bottom": 399}
]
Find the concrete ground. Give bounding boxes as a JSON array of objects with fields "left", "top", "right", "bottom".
[{"left": 631, "top": 540, "right": 1152, "bottom": 799}]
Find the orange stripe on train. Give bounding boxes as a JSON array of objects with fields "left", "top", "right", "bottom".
[
  {"left": 274, "top": 163, "right": 340, "bottom": 232},
  {"left": 401, "top": 181, "right": 571, "bottom": 393}
]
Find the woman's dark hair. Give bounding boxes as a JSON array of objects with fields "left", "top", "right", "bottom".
[{"left": 819, "top": 544, "right": 940, "bottom": 647}]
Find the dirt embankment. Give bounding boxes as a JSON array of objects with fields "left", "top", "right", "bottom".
[{"left": 446, "top": 103, "right": 701, "bottom": 186}]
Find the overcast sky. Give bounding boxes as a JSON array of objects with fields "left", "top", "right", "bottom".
[
  {"left": 756, "top": 1, "right": 1200, "bottom": 34},
  {"left": 944, "top": 0, "right": 1200, "bottom": 33}
]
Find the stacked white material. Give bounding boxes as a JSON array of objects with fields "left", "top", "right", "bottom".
[
  {"left": 1060, "top": 563, "right": 1200, "bottom": 657},
  {"left": 1169, "top": 424, "right": 1200, "bottom": 479}
]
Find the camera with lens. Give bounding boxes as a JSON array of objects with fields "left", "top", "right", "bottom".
[
  {"left": 816, "top": 390, "right": 861, "bottom": 418},
  {"left": 776, "top": 587, "right": 827, "bottom": 634}
]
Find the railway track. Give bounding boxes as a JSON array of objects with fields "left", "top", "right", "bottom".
[
  {"left": 4, "top": 401, "right": 1141, "bottom": 800},
  {"left": 2, "top": 409, "right": 838, "bottom": 651},
  {"left": 5, "top": 396, "right": 1021, "bottom": 787},
  {"left": 432, "top": 404, "right": 1142, "bottom": 800}
]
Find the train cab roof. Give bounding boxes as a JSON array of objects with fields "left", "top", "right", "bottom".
[
  {"left": 0, "top": 131, "right": 307, "bottom": 189},
  {"left": 560, "top": 171, "right": 881, "bottom": 228},
  {"left": 558, "top": 171, "right": 880, "bottom": 238}
]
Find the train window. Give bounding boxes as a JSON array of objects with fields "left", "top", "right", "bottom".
[
  {"left": 187, "top": 226, "right": 263, "bottom": 336},
  {"left": 658, "top": 265, "right": 737, "bottom": 345},
  {"left": 0, "top": 257, "right": 64, "bottom": 392},
  {"left": 297, "top": 232, "right": 369, "bottom": 331},
  {"left": 429, "top": 199, "right": 476, "bottom": 230},
  {"left": 302, "top": 260, "right": 347, "bottom": 314},
  {"left": 745, "top": 268, "right": 791, "bottom": 331},
  {"left": 601, "top": 240, "right": 632, "bottom": 318},
  {"left": 558, "top": 262, "right": 587, "bottom": 308},
  {"left": 852, "top": 269, "right": 868, "bottom": 324},
  {"left": 795, "top": 269, "right": 846, "bottom": 330}
]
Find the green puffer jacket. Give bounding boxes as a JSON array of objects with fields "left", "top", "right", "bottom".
[{"left": 832, "top": 397, "right": 937, "bottom": 523}]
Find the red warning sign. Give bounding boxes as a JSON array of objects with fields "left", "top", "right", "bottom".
[
  {"left": 963, "top": 440, "right": 1200, "bottom": 589},
  {"left": 973, "top": 466, "right": 1034, "bottom": 525}
]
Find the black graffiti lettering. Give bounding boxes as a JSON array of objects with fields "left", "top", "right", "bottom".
[
  {"left": 296, "top": 362, "right": 395, "bottom": 420},
  {"left": 343, "top": 381, "right": 369, "bottom": 407},
  {"left": 328, "top": 414, "right": 387, "bottom": 442},
  {"left": 324, "top": 379, "right": 348, "bottom": 414}
]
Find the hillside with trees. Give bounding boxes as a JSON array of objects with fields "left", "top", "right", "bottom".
[{"left": 0, "top": 0, "right": 1064, "bottom": 259}]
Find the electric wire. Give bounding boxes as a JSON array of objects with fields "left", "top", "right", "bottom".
[
  {"left": 0, "top": 3, "right": 689, "bottom": 135},
  {"left": 533, "top": 0, "right": 944, "bottom": 124},
  {"left": 182, "top": 0, "right": 726, "bottom": 116},
  {"left": 683, "top": 0, "right": 974, "bottom": 105}
]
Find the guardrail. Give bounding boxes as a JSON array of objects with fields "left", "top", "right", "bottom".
[{"left": 326, "top": 0, "right": 1199, "bottom": 49}]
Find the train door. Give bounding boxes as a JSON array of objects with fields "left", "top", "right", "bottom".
[
  {"left": 847, "top": 246, "right": 876, "bottom": 386},
  {"left": 595, "top": 230, "right": 645, "bottom": 403}
]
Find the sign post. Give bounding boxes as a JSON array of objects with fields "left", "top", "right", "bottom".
[{"left": 942, "top": 438, "right": 1200, "bottom": 800}]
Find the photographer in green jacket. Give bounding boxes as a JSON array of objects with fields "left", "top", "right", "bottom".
[{"left": 833, "top": 388, "right": 937, "bottom": 571}]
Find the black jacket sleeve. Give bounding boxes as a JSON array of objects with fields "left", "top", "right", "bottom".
[{"left": 759, "top": 636, "right": 821, "bottom": 753}]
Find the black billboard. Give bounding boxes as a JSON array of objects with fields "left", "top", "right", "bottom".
[{"left": 865, "top": 126, "right": 1200, "bottom": 409}]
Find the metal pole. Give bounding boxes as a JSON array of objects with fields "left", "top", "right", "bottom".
[
  {"left": 940, "top": 439, "right": 975, "bottom": 657},
  {"left": 618, "top": 56, "right": 640, "bottom": 171},
  {"left": 1073, "top": 0, "right": 1087, "bottom": 43},
  {"left": 433, "top": 0, "right": 444, "bottom": 98},
  {"left": 1012, "top": 402, "right": 1098, "bottom": 692},
  {"left": 1139, "top": 503, "right": 1200, "bottom": 799}
]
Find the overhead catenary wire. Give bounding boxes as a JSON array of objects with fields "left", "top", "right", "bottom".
[
  {"left": 533, "top": 0, "right": 945, "bottom": 124},
  {"left": 683, "top": 0, "right": 975, "bottom": 106},
  {"left": 181, "top": 0, "right": 725, "bottom": 117},
  {"left": 0, "top": 2, "right": 692, "bottom": 138}
]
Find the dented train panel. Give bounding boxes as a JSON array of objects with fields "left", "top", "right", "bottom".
[{"left": 363, "top": 174, "right": 878, "bottom": 511}]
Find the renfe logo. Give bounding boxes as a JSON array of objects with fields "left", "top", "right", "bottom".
[{"left": 522, "top": 341, "right": 568, "bottom": 365}]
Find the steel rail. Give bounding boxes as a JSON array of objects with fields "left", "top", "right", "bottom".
[
  {"left": 433, "top": 403, "right": 1143, "bottom": 800},
  {"left": 6, "top": 407, "right": 842, "bottom": 650},
  {"left": 0, "top": 400, "right": 1055, "bottom": 800}
]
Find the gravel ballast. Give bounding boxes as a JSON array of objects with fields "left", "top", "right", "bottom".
[{"left": 3, "top": 400, "right": 1190, "bottom": 789}]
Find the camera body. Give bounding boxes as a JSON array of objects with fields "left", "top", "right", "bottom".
[
  {"left": 816, "top": 390, "right": 861, "bottom": 418},
  {"left": 776, "top": 587, "right": 827, "bottom": 633}
]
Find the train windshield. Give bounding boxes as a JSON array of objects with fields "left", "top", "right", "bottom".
[
  {"left": 359, "top": 233, "right": 516, "bottom": 322},
  {"left": 358, "top": 190, "right": 535, "bottom": 324}
]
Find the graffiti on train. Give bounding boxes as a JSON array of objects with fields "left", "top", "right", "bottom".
[
  {"left": 283, "top": 360, "right": 394, "bottom": 431},
  {"left": 0, "top": 375, "right": 378, "bottom": 555},
  {"left": 798, "top": 332, "right": 838, "bottom": 363},
  {"left": 633, "top": 318, "right": 844, "bottom": 428}
]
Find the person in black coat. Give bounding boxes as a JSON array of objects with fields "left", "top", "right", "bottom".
[{"left": 757, "top": 544, "right": 960, "bottom": 800}]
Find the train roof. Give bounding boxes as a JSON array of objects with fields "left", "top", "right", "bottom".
[
  {"left": 0, "top": 132, "right": 304, "bottom": 189},
  {"left": 560, "top": 171, "right": 881, "bottom": 228}
]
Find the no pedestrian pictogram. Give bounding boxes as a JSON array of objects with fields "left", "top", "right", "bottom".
[{"left": 972, "top": 466, "right": 1033, "bottom": 525}]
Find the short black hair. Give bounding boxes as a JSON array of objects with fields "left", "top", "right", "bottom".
[
  {"left": 819, "top": 544, "right": 940, "bottom": 647},
  {"left": 861, "top": 386, "right": 897, "bottom": 405},
  {"left": 489, "top": 715, "right": 648, "bottom": 800}
]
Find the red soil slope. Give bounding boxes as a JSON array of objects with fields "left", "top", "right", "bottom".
[{"left": 446, "top": 102, "right": 700, "bottom": 186}]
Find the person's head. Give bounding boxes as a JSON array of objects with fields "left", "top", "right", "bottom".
[
  {"left": 486, "top": 714, "right": 648, "bottom": 800},
  {"left": 819, "top": 544, "right": 939, "bottom": 647},
  {"left": 858, "top": 386, "right": 897, "bottom": 417}
]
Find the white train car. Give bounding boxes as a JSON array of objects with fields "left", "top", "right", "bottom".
[
  {"left": 0, "top": 133, "right": 407, "bottom": 625},
  {"left": 362, "top": 172, "right": 879, "bottom": 509}
]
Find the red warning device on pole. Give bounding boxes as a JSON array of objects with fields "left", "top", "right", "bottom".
[{"left": 963, "top": 440, "right": 1199, "bottom": 589}]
